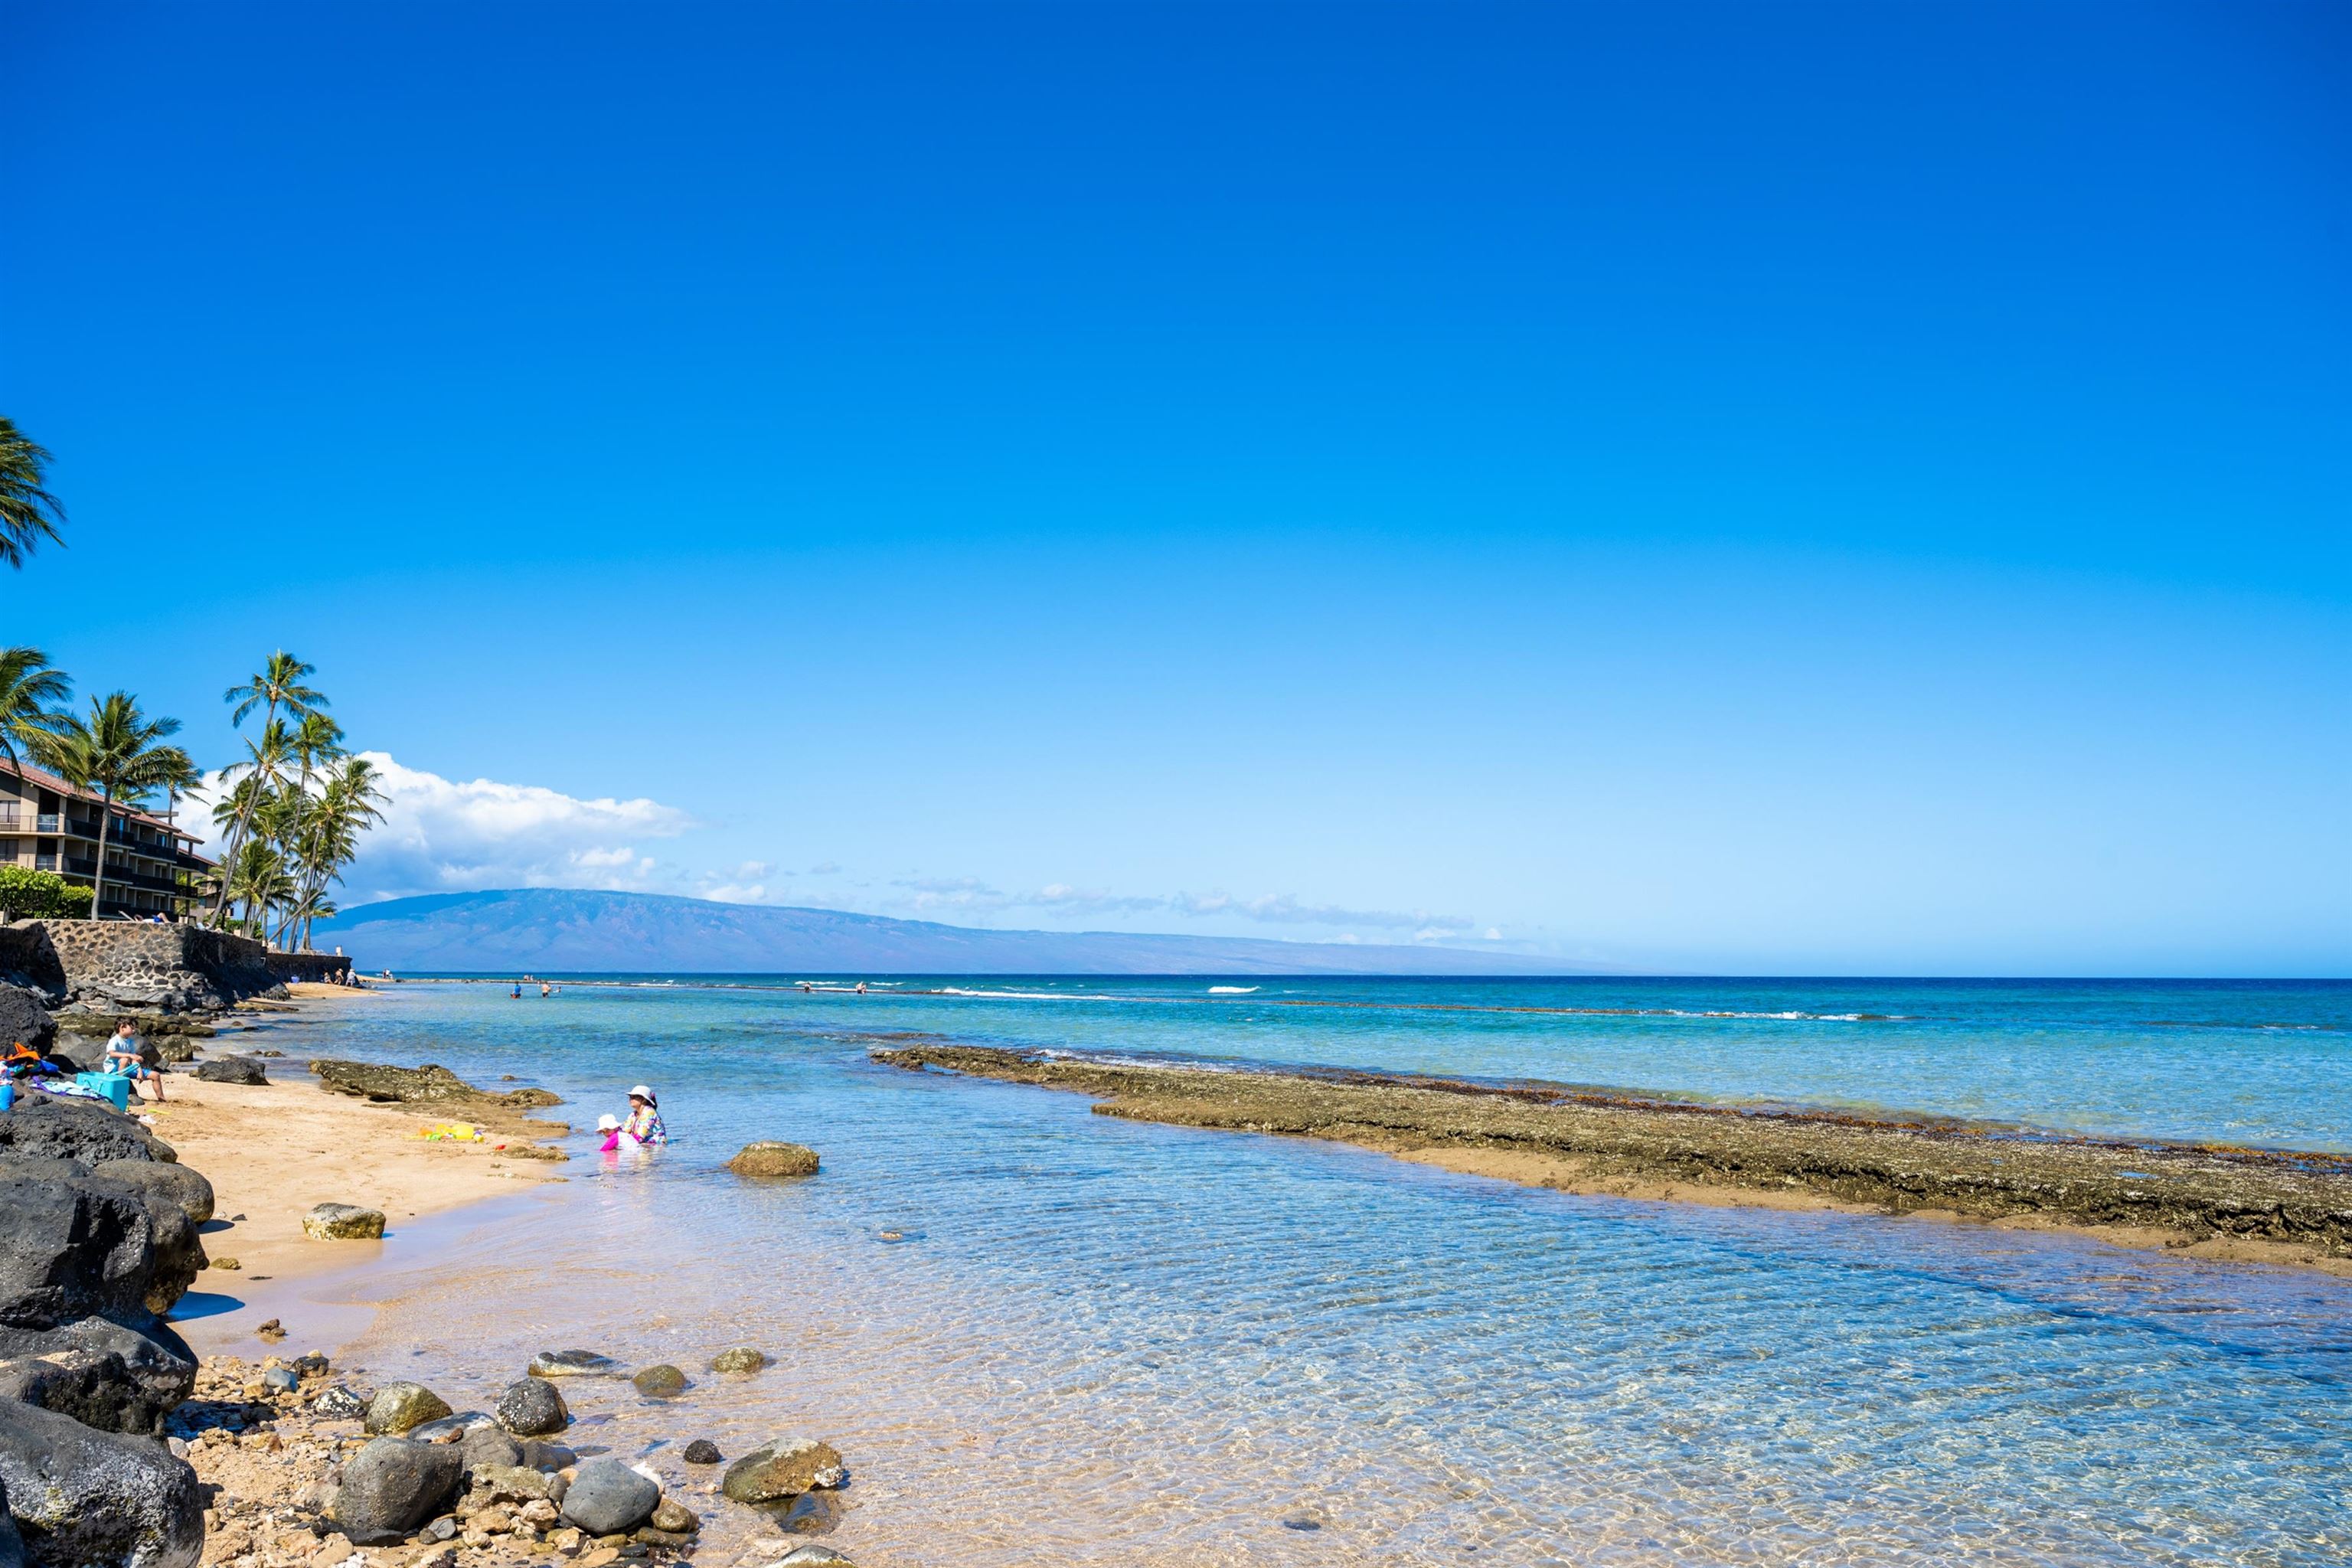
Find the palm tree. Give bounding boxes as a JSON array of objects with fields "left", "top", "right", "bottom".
[
  {"left": 284, "top": 754, "right": 387, "bottom": 948},
  {"left": 0, "top": 647, "right": 70, "bottom": 781},
  {"left": 207, "top": 717, "right": 297, "bottom": 926},
  {"left": 222, "top": 838, "right": 296, "bottom": 937},
  {"left": 31, "top": 691, "right": 189, "bottom": 916},
  {"left": 224, "top": 652, "right": 326, "bottom": 731},
  {"left": 0, "top": 418, "right": 66, "bottom": 568},
  {"left": 289, "top": 710, "right": 345, "bottom": 799},
  {"left": 211, "top": 654, "right": 325, "bottom": 928}
]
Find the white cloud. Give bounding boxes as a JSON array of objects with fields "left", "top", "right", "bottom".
[
  {"left": 182, "top": 752, "right": 694, "bottom": 903},
  {"left": 1485, "top": 927, "right": 1504, "bottom": 941},
  {"left": 875, "top": 876, "right": 1474, "bottom": 934}
]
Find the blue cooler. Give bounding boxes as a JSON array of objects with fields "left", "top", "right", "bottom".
[{"left": 75, "top": 1073, "right": 132, "bottom": 1112}]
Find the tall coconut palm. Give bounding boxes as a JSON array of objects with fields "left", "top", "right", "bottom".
[
  {"left": 224, "top": 652, "right": 326, "bottom": 731},
  {"left": 0, "top": 647, "right": 70, "bottom": 781},
  {"left": 31, "top": 692, "right": 190, "bottom": 916},
  {"left": 222, "top": 838, "right": 296, "bottom": 937},
  {"left": 212, "top": 654, "right": 325, "bottom": 927},
  {"left": 289, "top": 710, "right": 345, "bottom": 799},
  {"left": 0, "top": 418, "right": 66, "bottom": 568},
  {"left": 284, "top": 754, "right": 387, "bottom": 948},
  {"left": 207, "top": 717, "right": 299, "bottom": 926}
]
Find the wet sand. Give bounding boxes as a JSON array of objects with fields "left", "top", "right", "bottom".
[{"left": 874, "top": 1044, "right": 2352, "bottom": 1276}]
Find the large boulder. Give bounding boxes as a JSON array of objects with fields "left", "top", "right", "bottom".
[
  {"left": 558, "top": 1458, "right": 659, "bottom": 1536},
  {"left": 0, "top": 1098, "right": 172, "bottom": 1167},
  {"left": 493, "top": 1377, "right": 568, "bottom": 1436},
  {"left": 719, "top": 1438, "right": 848, "bottom": 1503},
  {"left": 0, "top": 1316, "right": 198, "bottom": 1435},
  {"left": 363, "top": 1383, "right": 452, "bottom": 1435},
  {"left": 0, "top": 1477, "right": 21, "bottom": 1568},
  {"left": 725, "top": 1142, "right": 818, "bottom": 1179},
  {"left": 0, "top": 987, "right": 54, "bottom": 1057},
  {"left": 86, "top": 1161, "right": 214, "bottom": 1227},
  {"left": 0, "top": 1395, "right": 203, "bottom": 1568},
  {"left": 0, "top": 1168, "right": 166, "bottom": 1328},
  {"left": 328, "top": 1437, "right": 463, "bottom": 1546},
  {"left": 191, "top": 1057, "right": 266, "bottom": 1086},
  {"left": 309, "top": 1060, "right": 478, "bottom": 1103}
]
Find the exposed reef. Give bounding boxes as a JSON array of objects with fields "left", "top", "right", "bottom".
[{"left": 874, "top": 1044, "right": 2352, "bottom": 1272}]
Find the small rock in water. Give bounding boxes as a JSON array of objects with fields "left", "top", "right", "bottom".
[
  {"left": 496, "top": 1376, "right": 571, "bottom": 1436},
  {"left": 1280, "top": 1512, "right": 1325, "bottom": 1531},
  {"left": 519, "top": 1439, "right": 578, "bottom": 1472},
  {"left": 313, "top": 1383, "right": 368, "bottom": 1418},
  {"left": 528, "top": 1348, "right": 626, "bottom": 1378},
  {"left": 720, "top": 1437, "right": 848, "bottom": 1503},
  {"left": 559, "top": 1458, "right": 662, "bottom": 1536},
  {"left": 256, "top": 1318, "right": 287, "bottom": 1341},
  {"left": 724, "top": 1142, "right": 819, "bottom": 1179},
  {"left": 364, "top": 1382, "right": 454, "bottom": 1436},
  {"left": 680, "top": 1439, "right": 722, "bottom": 1465},
  {"left": 407, "top": 1410, "right": 498, "bottom": 1443},
  {"left": 708, "top": 1347, "right": 766, "bottom": 1375},
  {"left": 630, "top": 1364, "right": 688, "bottom": 1398},
  {"left": 303, "top": 1203, "right": 387, "bottom": 1240},
  {"left": 209, "top": 1256, "right": 242, "bottom": 1270},
  {"left": 773, "top": 1548, "right": 856, "bottom": 1568},
  {"left": 648, "top": 1499, "right": 698, "bottom": 1534}
]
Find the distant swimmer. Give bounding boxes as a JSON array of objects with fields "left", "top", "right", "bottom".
[
  {"left": 540, "top": 982, "right": 552, "bottom": 998},
  {"left": 855, "top": 982, "right": 867, "bottom": 995},
  {"left": 799, "top": 982, "right": 812, "bottom": 992},
  {"left": 511, "top": 982, "right": 522, "bottom": 999}
]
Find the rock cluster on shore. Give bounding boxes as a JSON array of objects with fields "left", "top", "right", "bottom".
[
  {"left": 0, "top": 1096, "right": 212, "bottom": 1568},
  {"left": 156, "top": 1344, "right": 851, "bottom": 1568}
]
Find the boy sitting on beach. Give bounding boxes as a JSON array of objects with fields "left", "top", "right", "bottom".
[{"left": 103, "top": 1021, "right": 165, "bottom": 1103}]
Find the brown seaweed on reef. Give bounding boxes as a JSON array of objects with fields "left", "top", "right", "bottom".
[{"left": 874, "top": 1044, "right": 2352, "bottom": 1267}]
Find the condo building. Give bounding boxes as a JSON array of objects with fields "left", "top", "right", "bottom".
[{"left": 0, "top": 757, "right": 215, "bottom": 917}]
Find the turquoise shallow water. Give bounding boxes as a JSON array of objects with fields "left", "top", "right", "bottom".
[{"left": 242, "top": 978, "right": 2350, "bottom": 1566}]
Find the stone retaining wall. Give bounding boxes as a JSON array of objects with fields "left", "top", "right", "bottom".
[
  {"left": 24, "top": 921, "right": 289, "bottom": 1014},
  {"left": 265, "top": 951, "right": 354, "bottom": 985}
]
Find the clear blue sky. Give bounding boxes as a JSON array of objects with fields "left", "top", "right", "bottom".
[{"left": 6, "top": 2, "right": 2347, "bottom": 975}]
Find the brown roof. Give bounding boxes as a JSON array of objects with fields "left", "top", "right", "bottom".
[{"left": 0, "top": 756, "right": 209, "bottom": 846}]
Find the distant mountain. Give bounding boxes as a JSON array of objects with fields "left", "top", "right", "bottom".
[{"left": 311, "top": 888, "right": 1611, "bottom": 975}]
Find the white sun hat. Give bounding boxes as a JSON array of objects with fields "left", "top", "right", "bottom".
[
  {"left": 629, "top": 1085, "right": 656, "bottom": 1105},
  {"left": 596, "top": 1114, "right": 620, "bottom": 1131}
]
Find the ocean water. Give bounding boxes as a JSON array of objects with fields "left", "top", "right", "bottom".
[{"left": 230, "top": 978, "right": 2351, "bottom": 1566}]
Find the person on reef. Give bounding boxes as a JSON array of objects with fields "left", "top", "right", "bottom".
[
  {"left": 103, "top": 1021, "right": 165, "bottom": 1103},
  {"left": 619, "top": 1084, "right": 668, "bottom": 1145}
]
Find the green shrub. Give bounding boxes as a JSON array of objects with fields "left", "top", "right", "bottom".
[{"left": 0, "top": 866, "right": 96, "bottom": 920}]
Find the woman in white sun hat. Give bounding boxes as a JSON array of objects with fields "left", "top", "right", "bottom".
[{"left": 619, "top": 1084, "right": 668, "bottom": 1147}]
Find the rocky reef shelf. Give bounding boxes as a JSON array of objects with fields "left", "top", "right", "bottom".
[{"left": 874, "top": 1044, "right": 2352, "bottom": 1275}]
